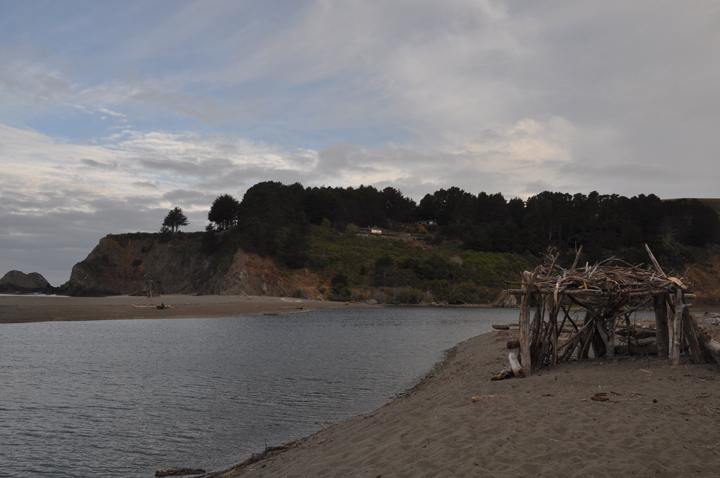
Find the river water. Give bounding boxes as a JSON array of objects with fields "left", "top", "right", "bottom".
[{"left": 0, "top": 306, "right": 520, "bottom": 477}]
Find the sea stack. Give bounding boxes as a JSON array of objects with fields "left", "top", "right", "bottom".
[{"left": 0, "top": 270, "right": 53, "bottom": 294}]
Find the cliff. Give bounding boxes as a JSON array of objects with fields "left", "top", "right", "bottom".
[
  {"left": 60, "top": 232, "right": 324, "bottom": 298},
  {"left": 684, "top": 252, "right": 720, "bottom": 307},
  {"left": 58, "top": 230, "right": 720, "bottom": 305}
]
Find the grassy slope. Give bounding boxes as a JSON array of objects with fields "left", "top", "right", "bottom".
[{"left": 305, "top": 225, "right": 532, "bottom": 304}]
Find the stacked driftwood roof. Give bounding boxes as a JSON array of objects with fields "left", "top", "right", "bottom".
[{"left": 505, "top": 246, "right": 687, "bottom": 309}]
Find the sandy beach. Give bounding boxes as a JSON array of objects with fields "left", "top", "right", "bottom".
[
  {"left": 0, "top": 294, "right": 372, "bottom": 324},
  {"left": 205, "top": 328, "right": 720, "bottom": 478}
]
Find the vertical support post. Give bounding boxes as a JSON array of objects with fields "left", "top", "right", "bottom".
[
  {"left": 578, "top": 311, "right": 595, "bottom": 360},
  {"left": 682, "top": 302, "right": 705, "bottom": 363},
  {"left": 671, "top": 289, "right": 684, "bottom": 366},
  {"left": 667, "top": 297, "right": 676, "bottom": 364},
  {"left": 545, "top": 296, "right": 559, "bottom": 366},
  {"left": 653, "top": 294, "right": 669, "bottom": 358},
  {"left": 519, "top": 267, "right": 540, "bottom": 377}
]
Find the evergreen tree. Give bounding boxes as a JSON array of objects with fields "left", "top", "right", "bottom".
[
  {"left": 208, "top": 194, "right": 240, "bottom": 230},
  {"left": 162, "top": 207, "right": 188, "bottom": 233}
]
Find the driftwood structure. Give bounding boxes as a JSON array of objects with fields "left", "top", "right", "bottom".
[{"left": 497, "top": 245, "right": 718, "bottom": 379}]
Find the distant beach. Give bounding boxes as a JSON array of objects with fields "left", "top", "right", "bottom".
[{"left": 0, "top": 294, "right": 373, "bottom": 324}]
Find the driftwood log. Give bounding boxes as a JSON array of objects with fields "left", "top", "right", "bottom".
[
  {"left": 156, "top": 468, "right": 205, "bottom": 477},
  {"left": 700, "top": 328, "right": 720, "bottom": 364},
  {"left": 508, "top": 351, "right": 525, "bottom": 378},
  {"left": 202, "top": 441, "right": 301, "bottom": 477}
]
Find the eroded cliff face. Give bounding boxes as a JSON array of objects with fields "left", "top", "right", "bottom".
[
  {"left": 61, "top": 233, "right": 324, "bottom": 298},
  {"left": 685, "top": 254, "right": 720, "bottom": 307}
]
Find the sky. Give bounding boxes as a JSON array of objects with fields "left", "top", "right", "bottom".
[{"left": 2, "top": 0, "right": 720, "bottom": 285}]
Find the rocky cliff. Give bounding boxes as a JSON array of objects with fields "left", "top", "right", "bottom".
[
  {"left": 684, "top": 253, "right": 720, "bottom": 307},
  {"left": 60, "top": 232, "right": 325, "bottom": 298},
  {"left": 0, "top": 270, "right": 54, "bottom": 293}
]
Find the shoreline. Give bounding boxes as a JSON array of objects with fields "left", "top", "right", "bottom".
[
  {"left": 0, "top": 294, "right": 376, "bottom": 324},
  {"left": 206, "top": 329, "right": 720, "bottom": 478},
  {"left": 4, "top": 295, "right": 718, "bottom": 476}
]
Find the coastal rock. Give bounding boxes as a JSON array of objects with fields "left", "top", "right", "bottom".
[
  {"left": 492, "top": 292, "right": 518, "bottom": 308},
  {"left": 59, "top": 233, "right": 325, "bottom": 298},
  {"left": 0, "top": 270, "right": 53, "bottom": 293}
]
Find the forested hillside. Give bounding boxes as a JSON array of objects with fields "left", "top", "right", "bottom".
[
  {"left": 204, "top": 182, "right": 720, "bottom": 271},
  {"left": 62, "top": 182, "right": 720, "bottom": 304}
]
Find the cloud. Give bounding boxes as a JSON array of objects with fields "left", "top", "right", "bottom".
[
  {"left": 3, "top": 1, "right": 720, "bottom": 283},
  {"left": 79, "top": 158, "right": 118, "bottom": 170}
]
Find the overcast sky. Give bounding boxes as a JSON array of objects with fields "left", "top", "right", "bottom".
[{"left": 2, "top": 1, "right": 720, "bottom": 285}]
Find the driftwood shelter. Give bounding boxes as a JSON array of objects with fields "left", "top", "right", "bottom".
[{"left": 496, "top": 245, "right": 720, "bottom": 380}]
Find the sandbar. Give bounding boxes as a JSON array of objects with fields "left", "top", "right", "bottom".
[{"left": 0, "top": 294, "right": 372, "bottom": 324}]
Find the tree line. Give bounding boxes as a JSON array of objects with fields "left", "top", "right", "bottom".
[{"left": 164, "top": 181, "right": 720, "bottom": 268}]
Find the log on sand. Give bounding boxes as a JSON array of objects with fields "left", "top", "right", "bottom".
[
  {"left": 700, "top": 328, "right": 720, "bottom": 364},
  {"left": 508, "top": 351, "right": 526, "bottom": 378}
]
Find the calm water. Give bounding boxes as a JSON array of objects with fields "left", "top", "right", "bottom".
[{"left": 0, "top": 306, "right": 520, "bottom": 477}]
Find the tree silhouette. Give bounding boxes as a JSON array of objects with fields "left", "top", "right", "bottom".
[
  {"left": 208, "top": 194, "right": 240, "bottom": 230},
  {"left": 162, "top": 207, "right": 189, "bottom": 233}
]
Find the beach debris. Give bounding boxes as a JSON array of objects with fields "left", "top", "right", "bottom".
[
  {"left": 490, "top": 365, "right": 514, "bottom": 381},
  {"left": 699, "top": 327, "right": 720, "bottom": 364},
  {"left": 202, "top": 441, "right": 301, "bottom": 477},
  {"left": 491, "top": 351, "right": 526, "bottom": 380},
  {"left": 591, "top": 393, "right": 609, "bottom": 402},
  {"left": 471, "top": 395, "right": 505, "bottom": 402},
  {"left": 508, "top": 351, "right": 525, "bottom": 378},
  {"left": 155, "top": 467, "right": 205, "bottom": 477}
]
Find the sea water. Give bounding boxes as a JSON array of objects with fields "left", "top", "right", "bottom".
[{"left": 0, "top": 306, "right": 521, "bottom": 477}]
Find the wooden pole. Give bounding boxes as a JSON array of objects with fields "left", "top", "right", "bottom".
[
  {"left": 681, "top": 306, "right": 705, "bottom": 363},
  {"left": 671, "top": 289, "right": 683, "bottom": 366},
  {"left": 578, "top": 311, "right": 595, "bottom": 360},
  {"left": 653, "top": 294, "right": 669, "bottom": 358},
  {"left": 645, "top": 244, "right": 667, "bottom": 278},
  {"left": 571, "top": 245, "right": 583, "bottom": 270},
  {"left": 519, "top": 267, "right": 541, "bottom": 377}
]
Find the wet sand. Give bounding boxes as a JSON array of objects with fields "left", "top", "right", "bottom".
[
  {"left": 0, "top": 294, "right": 372, "bottom": 324},
  {"left": 208, "top": 329, "right": 720, "bottom": 478}
]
